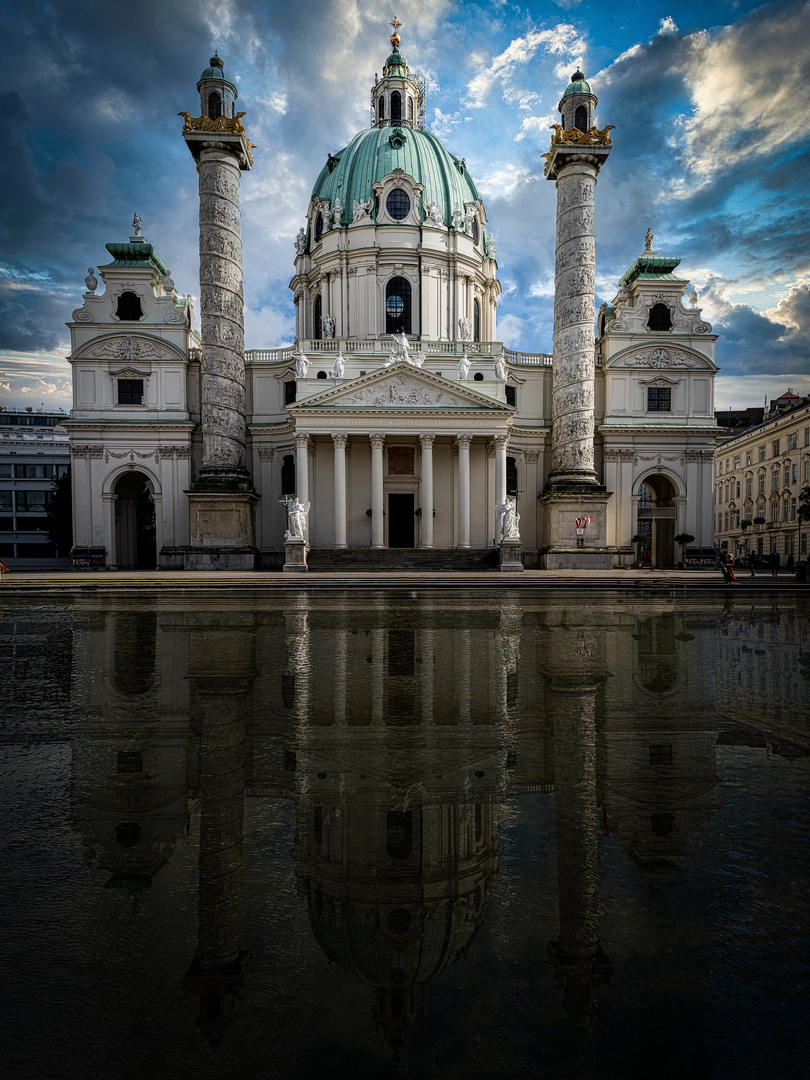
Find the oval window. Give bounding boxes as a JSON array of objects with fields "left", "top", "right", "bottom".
[{"left": 386, "top": 188, "right": 410, "bottom": 220}]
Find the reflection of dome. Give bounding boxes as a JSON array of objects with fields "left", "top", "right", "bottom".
[
  {"left": 294, "top": 800, "right": 500, "bottom": 1060},
  {"left": 310, "top": 126, "right": 480, "bottom": 229}
]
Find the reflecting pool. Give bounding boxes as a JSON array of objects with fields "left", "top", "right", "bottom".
[{"left": 1, "top": 589, "right": 809, "bottom": 1079}]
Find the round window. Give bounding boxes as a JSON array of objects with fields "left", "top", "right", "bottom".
[
  {"left": 386, "top": 188, "right": 410, "bottom": 220},
  {"left": 386, "top": 294, "right": 405, "bottom": 318}
]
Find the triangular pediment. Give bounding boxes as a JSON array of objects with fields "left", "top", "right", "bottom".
[{"left": 288, "top": 363, "right": 513, "bottom": 412}]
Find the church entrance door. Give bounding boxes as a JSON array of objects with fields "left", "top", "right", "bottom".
[
  {"left": 113, "top": 471, "right": 157, "bottom": 570},
  {"left": 388, "top": 494, "right": 415, "bottom": 548}
]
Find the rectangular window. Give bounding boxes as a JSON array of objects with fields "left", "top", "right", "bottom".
[
  {"left": 14, "top": 464, "right": 56, "bottom": 479},
  {"left": 745, "top": 506, "right": 752, "bottom": 522},
  {"left": 734, "top": 455, "right": 741, "bottom": 469},
  {"left": 788, "top": 433, "right": 798, "bottom": 450},
  {"left": 745, "top": 477, "right": 752, "bottom": 497},
  {"left": 791, "top": 498, "right": 797, "bottom": 519},
  {"left": 771, "top": 502, "right": 779, "bottom": 523},
  {"left": 805, "top": 460, "right": 809, "bottom": 483},
  {"left": 0, "top": 464, "right": 12, "bottom": 478},
  {"left": 792, "top": 465, "right": 798, "bottom": 484},
  {"left": 717, "top": 514, "right": 722, "bottom": 532},
  {"left": 759, "top": 445, "right": 766, "bottom": 461},
  {"left": 758, "top": 474, "right": 766, "bottom": 493},
  {"left": 785, "top": 465, "right": 790, "bottom": 485},
  {"left": 736, "top": 481, "right": 741, "bottom": 498},
  {"left": 0, "top": 490, "right": 12, "bottom": 511},
  {"left": 746, "top": 451, "right": 752, "bottom": 466},
  {"left": 15, "top": 490, "right": 49, "bottom": 512},
  {"left": 783, "top": 499, "right": 790, "bottom": 520},
  {"left": 505, "top": 385, "right": 516, "bottom": 407},
  {"left": 0, "top": 516, "right": 13, "bottom": 532},
  {"left": 805, "top": 427, "right": 810, "bottom": 447},
  {"left": 117, "top": 379, "right": 144, "bottom": 405},
  {"left": 647, "top": 387, "right": 671, "bottom": 411},
  {"left": 284, "top": 381, "right": 297, "bottom": 405},
  {"left": 773, "top": 440, "right": 780, "bottom": 457},
  {"left": 772, "top": 470, "right": 780, "bottom": 489}
]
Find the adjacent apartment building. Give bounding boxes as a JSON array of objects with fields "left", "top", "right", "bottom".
[{"left": 714, "top": 390, "right": 810, "bottom": 560}]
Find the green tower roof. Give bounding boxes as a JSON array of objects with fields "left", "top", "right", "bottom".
[
  {"left": 311, "top": 126, "right": 480, "bottom": 229},
  {"left": 102, "top": 242, "right": 169, "bottom": 278},
  {"left": 619, "top": 254, "right": 682, "bottom": 287},
  {"left": 197, "top": 52, "right": 234, "bottom": 89},
  {"left": 562, "top": 70, "right": 592, "bottom": 98}
]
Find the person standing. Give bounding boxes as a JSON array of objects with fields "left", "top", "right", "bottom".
[
  {"left": 771, "top": 550, "right": 780, "bottom": 578},
  {"left": 787, "top": 553, "right": 795, "bottom": 574},
  {"left": 748, "top": 551, "right": 756, "bottom": 577}
]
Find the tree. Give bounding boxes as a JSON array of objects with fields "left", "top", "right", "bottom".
[
  {"left": 798, "top": 485, "right": 810, "bottom": 563},
  {"left": 47, "top": 467, "right": 73, "bottom": 558},
  {"left": 631, "top": 532, "right": 650, "bottom": 561},
  {"left": 674, "top": 532, "right": 695, "bottom": 562}
]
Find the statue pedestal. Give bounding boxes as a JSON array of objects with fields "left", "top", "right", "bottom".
[
  {"left": 182, "top": 491, "right": 258, "bottom": 571},
  {"left": 499, "top": 538, "right": 524, "bottom": 572},
  {"left": 283, "top": 537, "right": 308, "bottom": 573},
  {"left": 538, "top": 490, "right": 614, "bottom": 570}
]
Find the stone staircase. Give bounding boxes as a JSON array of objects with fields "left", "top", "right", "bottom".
[{"left": 305, "top": 547, "right": 499, "bottom": 572}]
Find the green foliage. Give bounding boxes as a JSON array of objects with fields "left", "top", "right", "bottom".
[
  {"left": 47, "top": 467, "right": 73, "bottom": 557},
  {"left": 674, "top": 533, "right": 695, "bottom": 547},
  {"left": 631, "top": 533, "right": 650, "bottom": 544}
]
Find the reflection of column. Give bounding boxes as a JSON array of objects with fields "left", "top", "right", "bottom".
[
  {"left": 547, "top": 672, "right": 613, "bottom": 1026},
  {"left": 421, "top": 625, "right": 434, "bottom": 726},
  {"left": 295, "top": 433, "right": 310, "bottom": 505},
  {"left": 420, "top": 434, "right": 435, "bottom": 549},
  {"left": 457, "top": 434, "right": 472, "bottom": 549},
  {"left": 457, "top": 626, "right": 471, "bottom": 725},
  {"left": 371, "top": 626, "right": 385, "bottom": 725},
  {"left": 334, "top": 622, "right": 348, "bottom": 726},
  {"left": 332, "top": 433, "right": 348, "bottom": 549},
  {"left": 370, "top": 433, "right": 385, "bottom": 548},
  {"left": 183, "top": 617, "right": 255, "bottom": 1038}
]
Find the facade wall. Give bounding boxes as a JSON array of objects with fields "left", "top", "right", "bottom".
[{"left": 713, "top": 399, "right": 810, "bottom": 561}]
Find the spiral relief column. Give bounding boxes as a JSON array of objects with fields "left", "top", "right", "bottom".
[
  {"left": 180, "top": 54, "right": 259, "bottom": 570},
  {"left": 539, "top": 70, "right": 614, "bottom": 570}
]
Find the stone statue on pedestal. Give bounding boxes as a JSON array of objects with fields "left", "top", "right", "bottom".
[
  {"left": 331, "top": 350, "right": 345, "bottom": 379},
  {"left": 458, "top": 352, "right": 470, "bottom": 380},
  {"left": 285, "top": 498, "right": 310, "bottom": 540},
  {"left": 294, "top": 348, "right": 310, "bottom": 378},
  {"left": 496, "top": 497, "right": 520, "bottom": 540}
]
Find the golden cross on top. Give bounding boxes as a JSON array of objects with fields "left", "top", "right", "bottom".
[{"left": 390, "top": 15, "right": 402, "bottom": 35}]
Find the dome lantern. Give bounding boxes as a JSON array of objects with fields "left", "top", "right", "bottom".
[
  {"left": 196, "top": 51, "right": 238, "bottom": 121},
  {"left": 370, "top": 17, "right": 424, "bottom": 130},
  {"left": 559, "top": 68, "right": 597, "bottom": 133}
]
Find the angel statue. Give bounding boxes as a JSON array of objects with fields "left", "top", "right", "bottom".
[
  {"left": 495, "top": 496, "right": 520, "bottom": 540},
  {"left": 285, "top": 497, "right": 310, "bottom": 540}
]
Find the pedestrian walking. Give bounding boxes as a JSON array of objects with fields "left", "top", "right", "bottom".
[
  {"left": 748, "top": 551, "right": 756, "bottom": 577},
  {"left": 787, "top": 554, "right": 795, "bottom": 574},
  {"left": 771, "top": 550, "right": 780, "bottom": 578}
]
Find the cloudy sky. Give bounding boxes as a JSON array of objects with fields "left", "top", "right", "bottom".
[{"left": 1, "top": 0, "right": 808, "bottom": 412}]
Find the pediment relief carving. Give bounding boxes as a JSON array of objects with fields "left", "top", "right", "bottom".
[
  {"left": 75, "top": 336, "right": 182, "bottom": 361},
  {"left": 608, "top": 345, "right": 713, "bottom": 370},
  {"left": 291, "top": 366, "right": 508, "bottom": 412},
  {"left": 638, "top": 374, "right": 680, "bottom": 388}
]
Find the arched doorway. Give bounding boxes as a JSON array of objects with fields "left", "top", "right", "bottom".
[
  {"left": 114, "top": 471, "right": 157, "bottom": 569},
  {"left": 637, "top": 474, "right": 677, "bottom": 569}
]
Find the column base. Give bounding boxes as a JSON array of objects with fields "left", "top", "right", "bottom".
[
  {"left": 538, "top": 489, "right": 614, "bottom": 570},
  {"left": 183, "top": 491, "right": 259, "bottom": 570}
]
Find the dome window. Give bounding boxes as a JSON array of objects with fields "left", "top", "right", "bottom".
[
  {"left": 473, "top": 372, "right": 484, "bottom": 381},
  {"left": 470, "top": 216, "right": 479, "bottom": 243},
  {"left": 574, "top": 105, "right": 588, "bottom": 132},
  {"left": 391, "top": 90, "right": 402, "bottom": 123},
  {"left": 314, "top": 213, "right": 324, "bottom": 242},
  {"left": 313, "top": 294, "right": 322, "bottom": 339},
  {"left": 386, "top": 188, "right": 410, "bottom": 220},
  {"left": 408, "top": 97, "right": 413, "bottom": 121},
  {"left": 116, "top": 291, "right": 143, "bottom": 321},
  {"left": 473, "top": 298, "right": 480, "bottom": 342},
  {"left": 208, "top": 92, "right": 222, "bottom": 120},
  {"left": 378, "top": 96, "right": 385, "bottom": 121},
  {"left": 317, "top": 370, "right": 327, "bottom": 379},
  {"left": 386, "top": 277, "right": 412, "bottom": 334},
  {"left": 648, "top": 303, "right": 672, "bottom": 331}
]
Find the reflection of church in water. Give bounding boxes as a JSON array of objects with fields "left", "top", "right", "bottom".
[
  {"left": 20, "top": 594, "right": 807, "bottom": 1058},
  {"left": 65, "top": 21, "right": 718, "bottom": 571}
]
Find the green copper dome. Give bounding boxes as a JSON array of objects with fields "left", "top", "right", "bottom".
[
  {"left": 561, "top": 70, "right": 592, "bottom": 98},
  {"left": 197, "top": 53, "right": 234, "bottom": 89},
  {"left": 385, "top": 47, "right": 408, "bottom": 75},
  {"left": 311, "top": 126, "right": 480, "bottom": 229}
]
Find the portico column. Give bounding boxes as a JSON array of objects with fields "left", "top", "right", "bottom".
[
  {"left": 494, "top": 432, "right": 508, "bottom": 532},
  {"left": 295, "top": 433, "right": 310, "bottom": 504},
  {"left": 369, "top": 433, "right": 385, "bottom": 548},
  {"left": 102, "top": 492, "right": 117, "bottom": 568},
  {"left": 457, "top": 433, "right": 472, "bottom": 549},
  {"left": 332, "top": 433, "right": 348, "bottom": 549},
  {"left": 420, "top": 434, "right": 435, "bottom": 549}
]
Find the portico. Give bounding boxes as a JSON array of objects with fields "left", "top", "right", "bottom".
[{"left": 286, "top": 366, "right": 514, "bottom": 550}]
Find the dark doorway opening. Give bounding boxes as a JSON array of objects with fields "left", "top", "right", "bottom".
[{"left": 388, "top": 493, "right": 414, "bottom": 547}]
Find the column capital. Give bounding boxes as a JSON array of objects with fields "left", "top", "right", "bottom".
[
  {"left": 456, "top": 433, "right": 473, "bottom": 448},
  {"left": 419, "top": 433, "right": 436, "bottom": 449},
  {"left": 493, "top": 433, "right": 509, "bottom": 448},
  {"left": 369, "top": 433, "right": 386, "bottom": 449},
  {"left": 294, "top": 432, "right": 311, "bottom": 450},
  {"left": 332, "top": 433, "right": 349, "bottom": 449}
]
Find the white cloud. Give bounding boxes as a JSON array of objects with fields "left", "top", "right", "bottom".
[
  {"left": 0, "top": 381, "right": 11, "bottom": 392},
  {"left": 529, "top": 275, "right": 555, "bottom": 298},
  {"left": 657, "top": 16, "right": 678, "bottom": 36},
  {"left": 464, "top": 24, "right": 585, "bottom": 110},
  {"left": 476, "top": 162, "right": 537, "bottom": 198},
  {"left": 514, "top": 113, "right": 555, "bottom": 143},
  {"left": 496, "top": 313, "right": 527, "bottom": 347}
]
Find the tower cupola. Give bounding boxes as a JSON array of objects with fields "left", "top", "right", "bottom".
[
  {"left": 197, "top": 52, "right": 237, "bottom": 121},
  {"left": 371, "top": 18, "right": 424, "bottom": 129},
  {"left": 559, "top": 69, "right": 597, "bottom": 132}
]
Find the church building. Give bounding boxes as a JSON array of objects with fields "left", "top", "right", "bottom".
[{"left": 65, "top": 25, "right": 718, "bottom": 570}]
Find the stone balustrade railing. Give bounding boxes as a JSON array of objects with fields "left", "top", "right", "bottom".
[{"left": 245, "top": 341, "right": 553, "bottom": 366}]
